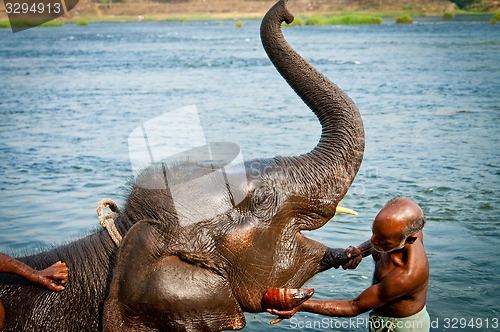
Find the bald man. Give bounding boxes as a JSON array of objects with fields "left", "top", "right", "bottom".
[{"left": 268, "top": 196, "right": 430, "bottom": 332}]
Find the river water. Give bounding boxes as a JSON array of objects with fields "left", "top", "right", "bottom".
[{"left": 0, "top": 19, "right": 499, "bottom": 331}]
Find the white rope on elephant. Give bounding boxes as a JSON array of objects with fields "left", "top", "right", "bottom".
[{"left": 97, "top": 198, "right": 122, "bottom": 246}]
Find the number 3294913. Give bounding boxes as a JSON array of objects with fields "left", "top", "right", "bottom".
[
  {"left": 443, "top": 317, "right": 498, "bottom": 329},
  {"left": 5, "top": 2, "right": 62, "bottom": 14}
]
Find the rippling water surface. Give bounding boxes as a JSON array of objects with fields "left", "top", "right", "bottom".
[{"left": 1, "top": 19, "right": 499, "bottom": 331}]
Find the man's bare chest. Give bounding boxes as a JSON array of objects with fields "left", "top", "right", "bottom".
[{"left": 373, "top": 254, "right": 398, "bottom": 284}]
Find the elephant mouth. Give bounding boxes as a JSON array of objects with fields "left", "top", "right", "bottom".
[
  {"left": 298, "top": 204, "right": 358, "bottom": 233},
  {"left": 261, "top": 287, "right": 315, "bottom": 311},
  {"left": 296, "top": 204, "right": 357, "bottom": 239},
  {"left": 296, "top": 206, "right": 358, "bottom": 271},
  {"left": 256, "top": 206, "right": 357, "bottom": 311}
]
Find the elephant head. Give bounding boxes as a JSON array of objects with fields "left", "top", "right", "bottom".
[{"left": 103, "top": 0, "right": 364, "bottom": 330}]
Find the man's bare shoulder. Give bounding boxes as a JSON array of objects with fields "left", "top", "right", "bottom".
[{"left": 377, "top": 242, "right": 427, "bottom": 296}]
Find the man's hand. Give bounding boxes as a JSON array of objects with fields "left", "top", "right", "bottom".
[
  {"left": 34, "top": 261, "right": 69, "bottom": 291},
  {"left": 267, "top": 306, "right": 300, "bottom": 325},
  {"left": 342, "top": 246, "right": 363, "bottom": 270}
]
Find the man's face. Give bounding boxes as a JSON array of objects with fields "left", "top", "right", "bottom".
[
  {"left": 370, "top": 209, "right": 406, "bottom": 253},
  {"left": 371, "top": 233, "right": 406, "bottom": 253}
]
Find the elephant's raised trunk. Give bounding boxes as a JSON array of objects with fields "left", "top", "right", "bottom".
[{"left": 261, "top": 0, "right": 365, "bottom": 216}]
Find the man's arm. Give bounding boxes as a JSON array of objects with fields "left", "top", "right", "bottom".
[
  {"left": 268, "top": 268, "right": 416, "bottom": 323},
  {"left": 297, "top": 283, "right": 388, "bottom": 317},
  {"left": 356, "top": 240, "right": 373, "bottom": 257},
  {"left": 268, "top": 283, "right": 386, "bottom": 324},
  {"left": 0, "top": 253, "right": 68, "bottom": 291},
  {"left": 0, "top": 253, "right": 38, "bottom": 281}
]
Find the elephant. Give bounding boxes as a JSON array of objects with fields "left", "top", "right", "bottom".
[{"left": 0, "top": 0, "right": 364, "bottom": 331}]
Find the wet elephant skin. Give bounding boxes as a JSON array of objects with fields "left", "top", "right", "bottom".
[{"left": 0, "top": 0, "right": 364, "bottom": 331}]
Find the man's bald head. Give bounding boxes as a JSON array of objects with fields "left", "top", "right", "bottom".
[{"left": 375, "top": 196, "right": 426, "bottom": 241}]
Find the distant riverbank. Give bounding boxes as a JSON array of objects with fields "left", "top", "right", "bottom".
[
  {"left": 1, "top": 0, "right": 498, "bottom": 27},
  {"left": 1, "top": 12, "right": 497, "bottom": 30}
]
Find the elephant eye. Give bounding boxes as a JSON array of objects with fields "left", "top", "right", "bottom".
[{"left": 250, "top": 186, "right": 278, "bottom": 221}]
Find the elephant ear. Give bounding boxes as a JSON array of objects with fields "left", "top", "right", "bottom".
[
  {"left": 104, "top": 220, "right": 246, "bottom": 331},
  {"left": 147, "top": 255, "right": 246, "bottom": 331}
]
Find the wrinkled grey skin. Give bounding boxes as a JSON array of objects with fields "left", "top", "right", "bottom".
[
  {"left": 103, "top": 0, "right": 364, "bottom": 331},
  {"left": 0, "top": 0, "right": 364, "bottom": 331}
]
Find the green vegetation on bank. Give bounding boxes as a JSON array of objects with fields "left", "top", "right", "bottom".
[
  {"left": 76, "top": 20, "right": 89, "bottom": 26},
  {"left": 395, "top": 15, "right": 414, "bottom": 24},
  {"left": 489, "top": 12, "right": 500, "bottom": 23},
  {"left": 283, "top": 14, "right": 383, "bottom": 26},
  {"left": 0, "top": 20, "right": 64, "bottom": 28},
  {"left": 162, "top": 15, "right": 228, "bottom": 22},
  {"left": 443, "top": 12, "right": 456, "bottom": 19},
  {"left": 70, "top": 13, "right": 383, "bottom": 25}
]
